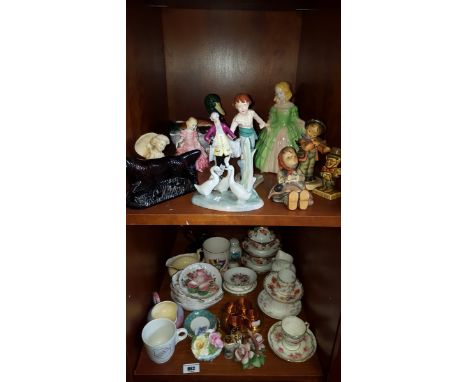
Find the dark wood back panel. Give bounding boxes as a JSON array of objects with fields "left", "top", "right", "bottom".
[
  {"left": 295, "top": 7, "right": 341, "bottom": 147},
  {"left": 162, "top": 8, "right": 302, "bottom": 123},
  {"left": 126, "top": 226, "right": 177, "bottom": 380},
  {"left": 281, "top": 227, "right": 341, "bottom": 378},
  {"left": 127, "top": 2, "right": 169, "bottom": 155}
]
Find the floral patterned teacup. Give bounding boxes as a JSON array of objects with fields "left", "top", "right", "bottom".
[
  {"left": 281, "top": 316, "right": 309, "bottom": 350},
  {"left": 201, "top": 237, "right": 230, "bottom": 272}
]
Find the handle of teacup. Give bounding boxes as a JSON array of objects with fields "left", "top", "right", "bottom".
[
  {"left": 304, "top": 322, "right": 309, "bottom": 331},
  {"left": 175, "top": 328, "right": 188, "bottom": 344},
  {"left": 152, "top": 292, "right": 161, "bottom": 304},
  {"left": 196, "top": 248, "right": 204, "bottom": 261}
]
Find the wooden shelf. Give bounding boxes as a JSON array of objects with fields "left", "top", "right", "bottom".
[
  {"left": 133, "top": 272, "right": 323, "bottom": 382},
  {"left": 127, "top": 174, "right": 340, "bottom": 227}
]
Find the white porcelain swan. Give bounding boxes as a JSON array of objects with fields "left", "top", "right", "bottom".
[
  {"left": 194, "top": 166, "right": 221, "bottom": 196},
  {"left": 214, "top": 174, "right": 229, "bottom": 193},
  {"left": 225, "top": 159, "right": 252, "bottom": 202}
]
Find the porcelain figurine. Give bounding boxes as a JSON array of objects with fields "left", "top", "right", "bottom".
[
  {"left": 194, "top": 165, "right": 223, "bottom": 196},
  {"left": 267, "top": 146, "right": 313, "bottom": 211},
  {"left": 230, "top": 94, "right": 267, "bottom": 150},
  {"left": 230, "top": 94, "right": 266, "bottom": 191},
  {"left": 255, "top": 81, "right": 305, "bottom": 173},
  {"left": 297, "top": 119, "right": 331, "bottom": 185},
  {"left": 313, "top": 147, "right": 341, "bottom": 200},
  {"left": 175, "top": 117, "right": 210, "bottom": 172},
  {"left": 204, "top": 93, "right": 227, "bottom": 122},
  {"left": 192, "top": 158, "right": 264, "bottom": 212},
  {"left": 126, "top": 149, "right": 200, "bottom": 209},
  {"left": 204, "top": 112, "right": 238, "bottom": 166},
  {"left": 134, "top": 132, "right": 170, "bottom": 160}
]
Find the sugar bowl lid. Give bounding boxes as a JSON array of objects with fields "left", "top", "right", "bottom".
[{"left": 248, "top": 227, "right": 276, "bottom": 244}]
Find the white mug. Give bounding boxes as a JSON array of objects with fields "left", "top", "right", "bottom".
[
  {"left": 281, "top": 316, "right": 309, "bottom": 350},
  {"left": 201, "top": 237, "right": 230, "bottom": 272},
  {"left": 142, "top": 318, "right": 188, "bottom": 364}
]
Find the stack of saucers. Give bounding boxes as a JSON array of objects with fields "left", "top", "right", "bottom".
[
  {"left": 257, "top": 269, "right": 303, "bottom": 320},
  {"left": 170, "top": 263, "right": 224, "bottom": 311},
  {"left": 241, "top": 227, "right": 280, "bottom": 273}
]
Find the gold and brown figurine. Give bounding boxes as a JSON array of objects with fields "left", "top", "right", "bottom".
[
  {"left": 313, "top": 147, "right": 341, "bottom": 200},
  {"left": 297, "top": 119, "right": 331, "bottom": 190}
]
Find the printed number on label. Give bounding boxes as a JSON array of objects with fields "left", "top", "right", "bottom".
[{"left": 183, "top": 363, "right": 200, "bottom": 374}]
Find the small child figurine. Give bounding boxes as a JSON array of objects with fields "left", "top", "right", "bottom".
[
  {"left": 175, "top": 117, "right": 209, "bottom": 172},
  {"left": 297, "top": 119, "right": 331, "bottom": 182},
  {"left": 267, "top": 146, "right": 313, "bottom": 211},
  {"left": 134, "top": 132, "right": 170, "bottom": 160},
  {"left": 313, "top": 147, "right": 341, "bottom": 200},
  {"left": 230, "top": 94, "right": 267, "bottom": 150}
]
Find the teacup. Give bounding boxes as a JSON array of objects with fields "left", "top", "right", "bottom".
[
  {"left": 275, "top": 250, "right": 294, "bottom": 263},
  {"left": 272, "top": 259, "right": 296, "bottom": 273},
  {"left": 278, "top": 269, "right": 296, "bottom": 288},
  {"left": 142, "top": 318, "right": 188, "bottom": 364},
  {"left": 201, "top": 237, "right": 230, "bottom": 272},
  {"left": 149, "top": 300, "right": 184, "bottom": 328},
  {"left": 281, "top": 316, "right": 309, "bottom": 350}
]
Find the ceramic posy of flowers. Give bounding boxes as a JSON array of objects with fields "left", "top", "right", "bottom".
[
  {"left": 191, "top": 330, "right": 224, "bottom": 361},
  {"left": 234, "top": 331, "right": 266, "bottom": 369}
]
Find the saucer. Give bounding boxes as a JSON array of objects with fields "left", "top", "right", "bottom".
[
  {"left": 183, "top": 309, "right": 218, "bottom": 337},
  {"left": 264, "top": 272, "right": 304, "bottom": 303},
  {"left": 223, "top": 281, "right": 257, "bottom": 295},
  {"left": 268, "top": 321, "right": 316, "bottom": 362},
  {"left": 257, "top": 289, "right": 301, "bottom": 319}
]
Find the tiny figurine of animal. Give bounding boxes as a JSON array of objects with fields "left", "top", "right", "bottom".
[
  {"left": 126, "top": 149, "right": 200, "bottom": 209},
  {"left": 194, "top": 166, "right": 222, "bottom": 196},
  {"left": 213, "top": 167, "right": 230, "bottom": 193},
  {"left": 225, "top": 159, "right": 252, "bottom": 202}
]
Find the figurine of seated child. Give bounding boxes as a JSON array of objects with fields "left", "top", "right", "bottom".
[{"left": 267, "top": 146, "right": 313, "bottom": 211}]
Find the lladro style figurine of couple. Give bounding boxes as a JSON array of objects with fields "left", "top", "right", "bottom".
[{"left": 191, "top": 94, "right": 265, "bottom": 212}]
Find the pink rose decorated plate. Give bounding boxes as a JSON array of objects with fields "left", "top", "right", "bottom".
[
  {"left": 179, "top": 262, "right": 222, "bottom": 300},
  {"left": 268, "top": 321, "right": 316, "bottom": 363}
]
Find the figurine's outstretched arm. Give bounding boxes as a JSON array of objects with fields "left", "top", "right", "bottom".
[{"left": 252, "top": 111, "right": 266, "bottom": 129}]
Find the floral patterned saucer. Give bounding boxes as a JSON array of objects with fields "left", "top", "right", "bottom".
[
  {"left": 264, "top": 272, "right": 304, "bottom": 303},
  {"left": 267, "top": 321, "right": 316, "bottom": 363},
  {"left": 179, "top": 263, "right": 222, "bottom": 300},
  {"left": 223, "top": 281, "right": 257, "bottom": 296},
  {"left": 222, "top": 267, "right": 257, "bottom": 290}
]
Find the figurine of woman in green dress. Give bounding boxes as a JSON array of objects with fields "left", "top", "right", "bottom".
[{"left": 255, "top": 81, "right": 305, "bottom": 173}]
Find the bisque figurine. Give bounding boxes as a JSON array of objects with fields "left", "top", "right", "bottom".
[
  {"left": 175, "top": 117, "right": 210, "bottom": 172},
  {"left": 191, "top": 156, "right": 264, "bottom": 212},
  {"left": 204, "top": 111, "right": 238, "bottom": 166},
  {"left": 204, "top": 93, "right": 227, "bottom": 123},
  {"left": 255, "top": 81, "right": 305, "bottom": 174},
  {"left": 126, "top": 150, "right": 200, "bottom": 209},
  {"left": 313, "top": 147, "right": 341, "bottom": 200},
  {"left": 230, "top": 94, "right": 266, "bottom": 191},
  {"left": 297, "top": 119, "right": 331, "bottom": 185},
  {"left": 134, "top": 132, "right": 170, "bottom": 160},
  {"left": 268, "top": 146, "right": 313, "bottom": 211},
  {"left": 230, "top": 94, "right": 267, "bottom": 150}
]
